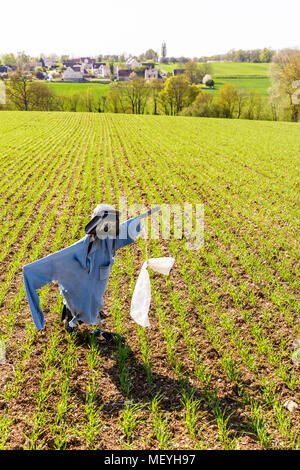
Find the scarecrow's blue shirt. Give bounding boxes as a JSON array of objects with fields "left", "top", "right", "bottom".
[{"left": 22, "top": 216, "right": 141, "bottom": 330}]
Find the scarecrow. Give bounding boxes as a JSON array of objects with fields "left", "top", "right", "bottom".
[{"left": 23, "top": 204, "right": 174, "bottom": 343}]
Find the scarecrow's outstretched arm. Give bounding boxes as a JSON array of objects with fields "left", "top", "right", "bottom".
[
  {"left": 23, "top": 256, "right": 55, "bottom": 330},
  {"left": 139, "top": 206, "right": 160, "bottom": 220},
  {"left": 116, "top": 216, "right": 142, "bottom": 250},
  {"left": 116, "top": 207, "right": 160, "bottom": 250}
]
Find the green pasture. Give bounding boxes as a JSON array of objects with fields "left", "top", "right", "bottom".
[
  {"left": 159, "top": 62, "right": 270, "bottom": 76},
  {"left": 47, "top": 82, "right": 110, "bottom": 98},
  {"left": 202, "top": 77, "right": 271, "bottom": 96},
  {"left": 159, "top": 62, "right": 271, "bottom": 95}
]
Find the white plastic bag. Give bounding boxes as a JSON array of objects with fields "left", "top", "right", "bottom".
[{"left": 130, "top": 257, "right": 175, "bottom": 327}]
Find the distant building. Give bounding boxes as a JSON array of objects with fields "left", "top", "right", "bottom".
[
  {"left": 145, "top": 68, "right": 159, "bottom": 80},
  {"left": 93, "top": 62, "right": 106, "bottom": 70},
  {"left": 80, "top": 57, "right": 95, "bottom": 69},
  {"left": 142, "top": 62, "right": 155, "bottom": 69},
  {"left": 126, "top": 57, "right": 140, "bottom": 69},
  {"left": 63, "top": 59, "right": 81, "bottom": 68},
  {"left": 62, "top": 67, "right": 83, "bottom": 82},
  {"left": 117, "top": 69, "right": 132, "bottom": 81},
  {"left": 172, "top": 68, "right": 185, "bottom": 76},
  {"left": 99, "top": 65, "right": 111, "bottom": 78},
  {"left": 81, "top": 57, "right": 96, "bottom": 65},
  {"left": 93, "top": 63, "right": 110, "bottom": 78},
  {"left": 28, "top": 61, "right": 43, "bottom": 70},
  {"left": 44, "top": 59, "right": 57, "bottom": 68},
  {"left": 73, "top": 63, "right": 86, "bottom": 74}
]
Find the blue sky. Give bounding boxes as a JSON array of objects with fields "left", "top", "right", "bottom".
[{"left": 1, "top": 0, "right": 299, "bottom": 58}]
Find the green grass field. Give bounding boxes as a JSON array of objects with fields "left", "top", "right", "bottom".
[
  {"left": 0, "top": 111, "right": 299, "bottom": 450},
  {"left": 202, "top": 77, "right": 271, "bottom": 96},
  {"left": 159, "top": 62, "right": 270, "bottom": 76},
  {"left": 160, "top": 62, "right": 271, "bottom": 96},
  {"left": 209, "top": 62, "right": 270, "bottom": 77},
  {"left": 47, "top": 82, "right": 110, "bottom": 98}
]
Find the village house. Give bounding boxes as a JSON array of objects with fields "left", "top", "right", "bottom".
[
  {"left": 172, "top": 68, "right": 185, "bottom": 76},
  {"left": 93, "top": 62, "right": 106, "bottom": 71},
  {"left": 142, "top": 62, "right": 155, "bottom": 69},
  {"left": 63, "top": 59, "right": 81, "bottom": 68},
  {"left": 93, "top": 63, "right": 110, "bottom": 78},
  {"left": 99, "top": 64, "right": 111, "bottom": 79},
  {"left": 28, "top": 61, "right": 43, "bottom": 71},
  {"left": 44, "top": 59, "right": 57, "bottom": 68},
  {"left": 72, "top": 63, "right": 82, "bottom": 72},
  {"left": 117, "top": 69, "right": 132, "bottom": 81},
  {"left": 126, "top": 57, "right": 140, "bottom": 69},
  {"left": 81, "top": 57, "right": 96, "bottom": 66},
  {"left": 145, "top": 68, "right": 159, "bottom": 80},
  {"left": 62, "top": 67, "right": 83, "bottom": 82}
]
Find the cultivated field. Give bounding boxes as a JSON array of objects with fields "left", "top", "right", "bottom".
[{"left": 0, "top": 111, "right": 299, "bottom": 450}]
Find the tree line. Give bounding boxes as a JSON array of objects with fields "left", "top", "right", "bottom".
[
  {"left": 0, "top": 45, "right": 276, "bottom": 68},
  {"left": 195, "top": 47, "right": 275, "bottom": 64}
]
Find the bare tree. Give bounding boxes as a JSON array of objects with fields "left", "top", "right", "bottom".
[
  {"left": 6, "top": 69, "right": 32, "bottom": 110},
  {"left": 6, "top": 69, "right": 56, "bottom": 111}
]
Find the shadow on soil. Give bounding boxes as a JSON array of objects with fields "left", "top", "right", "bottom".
[{"left": 72, "top": 328, "right": 259, "bottom": 445}]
